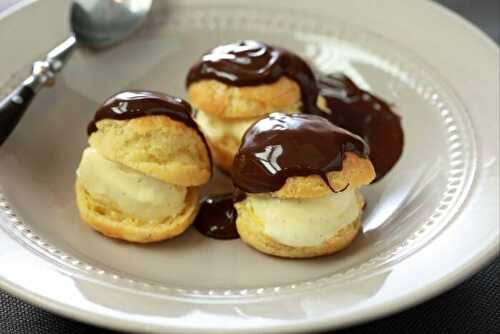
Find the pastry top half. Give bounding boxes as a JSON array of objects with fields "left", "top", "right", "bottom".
[
  {"left": 87, "top": 91, "right": 212, "bottom": 187},
  {"left": 186, "top": 40, "right": 320, "bottom": 119},
  {"left": 232, "top": 112, "right": 375, "bottom": 199},
  {"left": 187, "top": 77, "right": 301, "bottom": 119}
]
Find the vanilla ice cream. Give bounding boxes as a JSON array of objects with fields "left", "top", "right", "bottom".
[
  {"left": 194, "top": 107, "right": 300, "bottom": 142},
  {"left": 77, "top": 148, "right": 187, "bottom": 221},
  {"left": 244, "top": 190, "right": 361, "bottom": 247}
]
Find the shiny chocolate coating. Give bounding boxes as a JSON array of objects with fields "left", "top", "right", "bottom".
[
  {"left": 232, "top": 113, "right": 368, "bottom": 193},
  {"left": 88, "top": 91, "right": 196, "bottom": 134},
  {"left": 318, "top": 74, "right": 404, "bottom": 181},
  {"left": 87, "top": 90, "right": 212, "bottom": 169},
  {"left": 194, "top": 193, "right": 239, "bottom": 239},
  {"left": 186, "top": 40, "right": 322, "bottom": 115}
]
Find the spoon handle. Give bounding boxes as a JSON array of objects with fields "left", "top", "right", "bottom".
[
  {"left": 0, "top": 84, "right": 35, "bottom": 145},
  {"left": 0, "top": 36, "right": 77, "bottom": 146}
]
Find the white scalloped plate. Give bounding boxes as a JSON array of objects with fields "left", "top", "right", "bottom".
[{"left": 0, "top": 0, "right": 498, "bottom": 333}]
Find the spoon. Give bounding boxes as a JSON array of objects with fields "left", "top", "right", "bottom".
[{"left": 0, "top": 0, "right": 153, "bottom": 145}]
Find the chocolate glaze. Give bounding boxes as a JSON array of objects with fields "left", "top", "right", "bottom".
[
  {"left": 88, "top": 91, "right": 197, "bottom": 135},
  {"left": 186, "top": 41, "right": 404, "bottom": 183},
  {"left": 318, "top": 74, "right": 404, "bottom": 181},
  {"left": 87, "top": 91, "right": 212, "bottom": 168},
  {"left": 232, "top": 113, "right": 368, "bottom": 193},
  {"left": 186, "top": 40, "right": 322, "bottom": 115},
  {"left": 194, "top": 193, "right": 239, "bottom": 239}
]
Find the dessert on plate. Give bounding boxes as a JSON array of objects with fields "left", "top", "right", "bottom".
[
  {"left": 186, "top": 40, "right": 319, "bottom": 172},
  {"left": 72, "top": 39, "right": 404, "bottom": 257},
  {"left": 75, "top": 91, "right": 211, "bottom": 243},
  {"left": 232, "top": 112, "right": 375, "bottom": 258}
]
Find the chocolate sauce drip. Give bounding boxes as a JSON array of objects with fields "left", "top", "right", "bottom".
[
  {"left": 232, "top": 113, "right": 368, "bottom": 193},
  {"left": 194, "top": 193, "right": 239, "bottom": 239},
  {"left": 318, "top": 74, "right": 404, "bottom": 181},
  {"left": 87, "top": 91, "right": 212, "bottom": 168},
  {"left": 186, "top": 40, "right": 322, "bottom": 115}
]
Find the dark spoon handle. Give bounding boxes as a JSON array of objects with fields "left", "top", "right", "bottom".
[{"left": 0, "top": 83, "right": 35, "bottom": 145}]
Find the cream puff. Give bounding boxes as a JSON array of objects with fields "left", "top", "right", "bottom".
[
  {"left": 232, "top": 113, "right": 375, "bottom": 258},
  {"left": 75, "top": 91, "right": 211, "bottom": 243},
  {"left": 186, "top": 40, "right": 320, "bottom": 172}
]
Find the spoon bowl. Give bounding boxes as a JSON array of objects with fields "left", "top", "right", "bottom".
[{"left": 71, "top": 0, "right": 152, "bottom": 49}]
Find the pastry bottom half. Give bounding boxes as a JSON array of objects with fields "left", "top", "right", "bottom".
[{"left": 76, "top": 181, "right": 199, "bottom": 243}]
